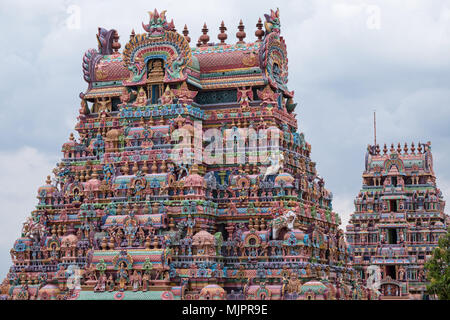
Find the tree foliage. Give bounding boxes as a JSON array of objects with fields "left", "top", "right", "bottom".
[{"left": 425, "top": 228, "right": 450, "bottom": 300}]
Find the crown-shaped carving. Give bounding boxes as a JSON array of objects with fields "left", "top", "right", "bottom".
[
  {"left": 264, "top": 8, "right": 281, "bottom": 34},
  {"left": 142, "top": 9, "right": 175, "bottom": 36}
]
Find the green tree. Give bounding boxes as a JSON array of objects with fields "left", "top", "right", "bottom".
[{"left": 424, "top": 228, "right": 450, "bottom": 300}]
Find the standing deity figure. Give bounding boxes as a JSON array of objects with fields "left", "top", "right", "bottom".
[
  {"left": 115, "top": 228, "right": 124, "bottom": 247},
  {"left": 398, "top": 176, "right": 405, "bottom": 188},
  {"left": 137, "top": 227, "right": 146, "bottom": 245},
  {"left": 97, "top": 97, "right": 112, "bottom": 120},
  {"left": 398, "top": 267, "right": 405, "bottom": 281},
  {"left": 380, "top": 230, "right": 386, "bottom": 244},
  {"left": 418, "top": 269, "right": 424, "bottom": 282},
  {"left": 186, "top": 214, "right": 195, "bottom": 237},
  {"left": 237, "top": 87, "right": 253, "bottom": 111},
  {"left": 94, "top": 272, "right": 107, "bottom": 292},
  {"left": 399, "top": 229, "right": 404, "bottom": 243},
  {"left": 142, "top": 271, "right": 150, "bottom": 291},
  {"left": 119, "top": 88, "right": 132, "bottom": 107},
  {"left": 130, "top": 270, "right": 141, "bottom": 292},
  {"left": 117, "top": 263, "right": 129, "bottom": 291}
]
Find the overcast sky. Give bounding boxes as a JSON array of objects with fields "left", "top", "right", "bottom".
[{"left": 0, "top": 0, "right": 449, "bottom": 279}]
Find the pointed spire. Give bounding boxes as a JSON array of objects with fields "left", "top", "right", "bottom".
[
  {"left": 130, "top": 29, "right": 136, "bottom": 40},
  {"left": 236, "top": 19, "right": 246, "bottom": 44},
  {"left": 182, "top": 24, "right": 191, "bottom": 43},
  {"left": 255, "top": 17, "right": 264, "bottom": 42},
  {"left": 373, "top": 111, "right": 377, "bottom": 147},
  {"left": 199, "top": 22, "right": 210, "bottom": 47},
  {"left": 112, "top": 30, "right": 121, "bottom": 52},
  {"left": 411, "top": 142, "right": 416, "bottom": 154},
  {"left": 403, "top": 143, "right": 408, "bottom": 154},
  {"left": 169, "top": 19, "right": 176, "bottom": 32},
  {"left": 218, "top": 21, "right": 228, "bottom": 45},
  {"left": 383, "top": 143, "right": 387, "bottom": 154}
]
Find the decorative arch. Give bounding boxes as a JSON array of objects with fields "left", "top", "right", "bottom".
[
  {"left": 132, "top": 176, "right": 147, "bottom": 191},
  {"left": 256, "top": 287, "right": 270, "bottom": 300},
  {"left": 259, "top": 32, "right": 291, "bottom": 96},
  {"left": 305, "top": 292, "right": 315, "bottom": 300},
  {"left": 380, "top": 282, "right": 401, "bottom": 296},
  {"left": 237, "top": 177, "right": 250, "bottom": 189},
  {"left": 112, "top": 251, "right": 134, "bottom": 269},
  {"left": 46, "top": 237, "right": 60, "bottom": 251},
  {"left": 244, "top": 233, "right": 261, "bottom": 246},
  {"left": 384, "top": 157, "right": 404, "bottom": 174},
  {"left": 122, "top": 31, "right": 192, "bottom": 85}
]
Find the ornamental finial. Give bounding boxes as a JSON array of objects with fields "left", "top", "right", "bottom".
[
  {"left": 236, "top": 19, "right": 246, "bottom": 44},
  {"left": 218, "top": 21, "right": 227, "bottom": 45},
  {"left": 168, "top": 19, "right": 176, "bottom": 32},
  {"left": 182, "top": 24, "right": 191, "bottom": 43},
  {"left": 199, "top": 23, "right": 210, "bottom": 47},
  {"left": 112, "top": 30, "right": 121, "bottom": 53},
  {"left": 255, "top": 17, "right": 264, "bottom": 42}
]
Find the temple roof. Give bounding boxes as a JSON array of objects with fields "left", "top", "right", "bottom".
[
  {"left": 364, "top": 142, "right": 434, "bottom": 176},
  {"left": 81, "top": 9, "right": 292, "bottom": 100}
]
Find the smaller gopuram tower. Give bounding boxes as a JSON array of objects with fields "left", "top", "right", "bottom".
[{"left": 346, "top": 142, "right": 448, "bottom": 299}]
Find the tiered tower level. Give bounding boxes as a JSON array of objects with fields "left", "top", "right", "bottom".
[
  {"left": 1, "top": 9, "right": 375, "bottom": 300},
  {"left": 346, "top": 142, "right": 447, "bottom": 300}
]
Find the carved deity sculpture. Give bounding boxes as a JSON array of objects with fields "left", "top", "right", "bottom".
[
  {"left": 94, "top": 272, "right": 107, "bottom": 292},
  {"left": 117, "top": 263, "right": 129, "bottom": 291},
  {"left": 132, "top": 87, "right": 148, "bottom": 107},
  {"left": 286, "top": 272, "right": 302, "bottom": 294},
  {"left": 237, "top": 87, "right": 253, "bottom": 111},
  {"left": 160, "top": 86, "right": 174, "bottom": 105},
  {"left": 106, "top": 275, "right": 115, "bottom": 291},
  {"left": 263, "top": 152, "right": 284, "bottom": 180},
  {"left": 142, "top": 271, "right": 150, "bottom": 291},
  {"left": 119, "top": 88, "right": 132, "bottom": 107},
  {"left": 130, "top": 270, "right": 141, "bottom": 291}
]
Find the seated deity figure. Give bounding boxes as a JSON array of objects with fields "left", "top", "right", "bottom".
[
  {"left": 263, "top": 152, "right": 284, "bottom": 180},
  {"left": 94, "top": 272, "right": 107, "bottom": 292},
  {"left": 132, "top": 87, "right": 148, "bottom": 107},
  {"left": 160, "top": 86, "right": 174, "bottom": 105},
  {"left": 106, "top": 275, "right": 115, "bottom": 292}
]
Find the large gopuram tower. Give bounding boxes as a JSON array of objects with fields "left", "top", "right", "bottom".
[
  {"left": 346, "top": 142, "right": 447, "bottom": 299},
  {"left": 1, "top": 9, "right": 372, "bottom": 300}
]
